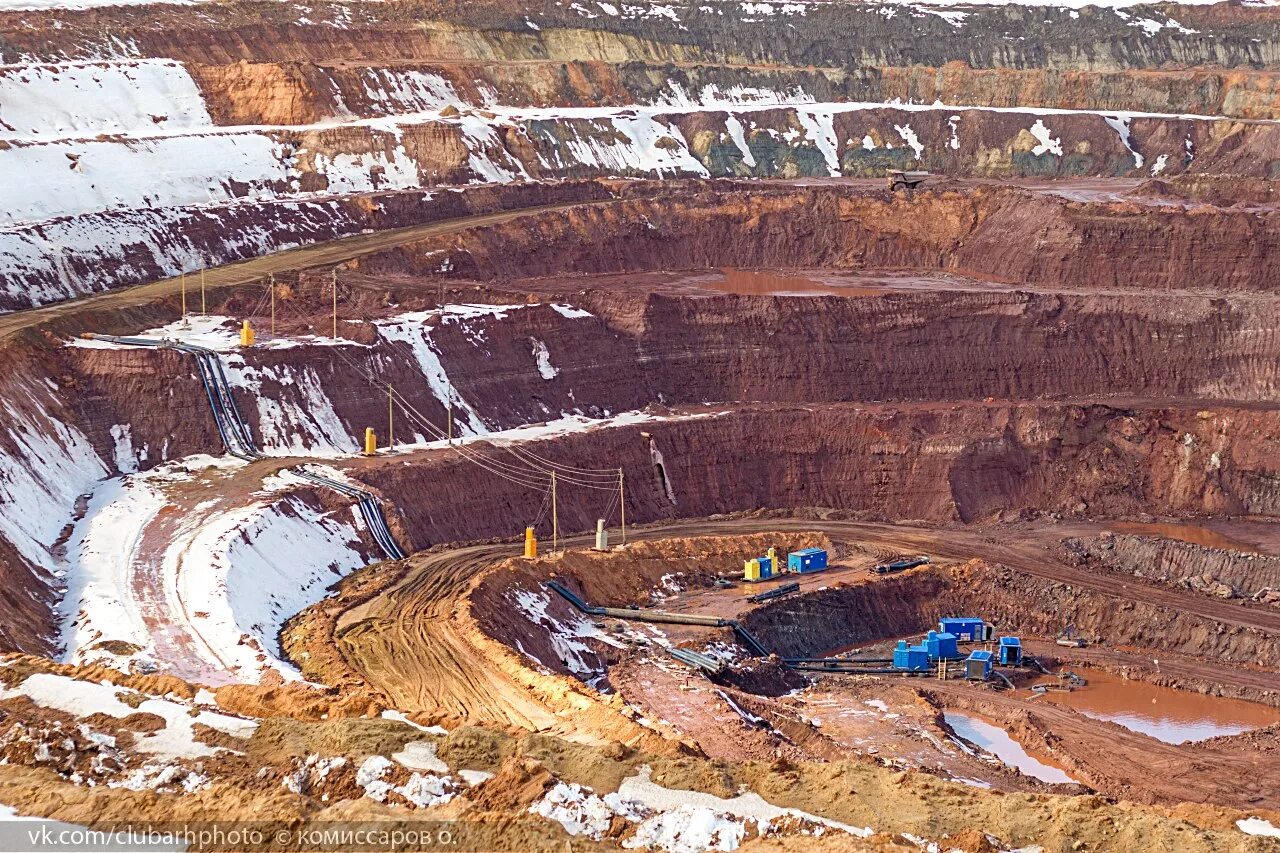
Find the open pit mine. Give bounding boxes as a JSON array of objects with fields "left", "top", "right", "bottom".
[{"left": 6, "top": 0, "right": 1280, "bottom": 851}]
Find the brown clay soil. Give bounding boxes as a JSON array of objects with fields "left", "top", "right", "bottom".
[
  {"left": 3, "top": 164, "right": 1280, "bottom": 852},
  {"left": 12, "top": 0, "right": 1280, "bottom": 843},
  {"left": 288, "top": 517, "right": 1279, "bottom": 818}
]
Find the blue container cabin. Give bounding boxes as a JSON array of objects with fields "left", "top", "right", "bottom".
[
  {"left": 893, "top": 640, "right": 930, "bottom": 672},
  {"left": 923, "top": 630, "right": 960, "bottom": 661},
  {"left": 940, "top": 617, "right": 987, "bottom": 642},
  {"left": 758, "top": 556, "right": 773, "bottom": 578},
  {"left": 964, "top": 650, "right": 994, "bottom": 680},
  {"left": 999, "top": 636, "right": 1023, "bottom": 666},
  {"left": 787, "top": 547, "right": 828, "bottom": 574}
]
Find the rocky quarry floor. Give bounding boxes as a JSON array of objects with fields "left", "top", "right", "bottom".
[{"left": 5, "top": 0, "right": 1280, "bottom": 851}]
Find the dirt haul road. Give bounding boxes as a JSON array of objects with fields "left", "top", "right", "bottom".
[
  {"left": 0, "top": 198, "right": 618, "bottom": 342},
  {"left": 331, "top": 517, "right": 1280, "bottom": 735}
]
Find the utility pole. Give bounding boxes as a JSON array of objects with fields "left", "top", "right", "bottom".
[
  {"left": 200, "top": 269, "right": 207, "bottom": 315},
  {"left": 269, "top": 274, "right": 276, "bottom": 336},
  {"left": 447, "top": 400, "right": 453, "bottom": 445},
  {"left": 180, "top": 272, "right": 188, "bottom": 319},
  {"left": 387, "top": 384, "right": 394, "bottom": 449},
  {"left": 331, "top": 269, "right": 338, "bottom": 340},
  {"left": 551, "top": 471, "right": 558, "bottom": 554},
  {"left": 619, "top": 467, "right": 626, "bottom": 545}
]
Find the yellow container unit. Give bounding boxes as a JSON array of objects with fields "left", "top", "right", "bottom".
[
  {"left": 744, "top": 558, "right": 761, "bottom": 581},
  {"left": 240, "top": 320, "right": 255, "bottom": 347}
]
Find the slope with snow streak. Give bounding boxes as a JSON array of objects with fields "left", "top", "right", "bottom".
[
  {"left": 60, "top": 456, "right": 374, "bottom": 684},
  {"left": 0, "top": 60, "right": 211, "bottom": 141},
  {"left": 2, "top": 94, "right": 1228, "bottom": 228},
  {"left": 73, "top": 304, "right": 599, "bottom": 453},
  {"left": 3, "top": 52, "right": 1267, "bottom": 308}
]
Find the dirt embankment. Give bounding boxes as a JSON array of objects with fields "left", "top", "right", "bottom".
[
  {"left": 738, "top": 559, "right": 1280, "bottom": 701},
  {"left": 471, "top": 532, "right": 828, "bottom": 681},
  {"left": 1064, "top": 533, "right": 1280, "bottom": 604},
  {"left": 0, "top": 660, "right": 1269, "bottom": 853}
]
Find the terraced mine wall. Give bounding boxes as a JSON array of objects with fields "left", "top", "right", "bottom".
[
  {"left": 372, "top": 184, "right": 1280, "bottom": 293},
  {"left": 6, "top": 0, "right": 1280, "bottom": 72},
  {"left": 45, "top": 281, "right": 1280, "bottom": 474},
  {"left": 10, "top": 262, "right": 1280, "bottom": 655},
  {"left": 12, "top": 1, "right": 1280, "bottom": 308},
  {"left": 353, "top": 401, "right": 1280, "bottom": 549}
]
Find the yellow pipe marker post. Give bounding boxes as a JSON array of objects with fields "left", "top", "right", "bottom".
[
  {"left": 524, "top": 527, "right": 538, "bottom": 559},
  {"left": 240, "top": 320, "right": 255, "bottom": 348},
  {"left": 364, "top": 427, "right": 377, "bottom": 456}
]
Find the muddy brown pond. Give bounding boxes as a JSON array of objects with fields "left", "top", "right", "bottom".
[
  {"left": 1106, "top": 521, "right": 1263, "bottom": 554},
  {"left": 1031, "top": 668, "right": 1280, "bottom": 744}
]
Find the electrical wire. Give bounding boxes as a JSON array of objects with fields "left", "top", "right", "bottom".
[
  {"left": 266, "top": 290, "right": 614, "bottom": 492},
  {"left": 260, "top": 276, "right": 633, "bottom": 500}
]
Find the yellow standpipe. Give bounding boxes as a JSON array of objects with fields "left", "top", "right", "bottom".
[
  {"left": 364, "top": 427, "right": 377, "bottom": 456},
  {"left": 767, "top": 546, "right": 778, "bottom": 574},
  {"left": 524, "top": 527, "right": 538, "bottom": 559},
  {"left": 240, "top": 320, "right": 255, "bottom": 347}
]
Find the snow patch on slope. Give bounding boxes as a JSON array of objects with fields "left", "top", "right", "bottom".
[
  {"left": 1238, "top": 818, "right": 1280, "bottom": 838},
  {"left": 60, "top": 452, "right": 370, "bottom": 683},
  {"left": 0, "top": 133, "right": 291, "bottom": 228},
  {"left": 59, "top": 473, "right": 168, "bottom": 669},
  {"left": 1028, "top": 119, "right": 1063, "bottom": 156},
  {"left": 510, "top": 588, "right": 625, "bottom": 677},
  {"left": 0, "top": 672, "right": 255, "bottom": 759},
  {"left": 531, "top": 339, "right": 559, "bottom": 379},
  {"left": 1103, "top": 114, "right": 1145, "bottom": 169},
  {"left": 375, "top": 310, "right": 489, "bottom": 438},
  {"left": 0, "top": 387, "right": 109, "bottom": 581},
  {"left": 174, "top": 495, "right": 368, "bottom": 680},
  {"left": 531, "top": 769, "right": 874, "bottom": 852},
  {"left": 0, "top": 60, "right": 211, "bottom": 141}
]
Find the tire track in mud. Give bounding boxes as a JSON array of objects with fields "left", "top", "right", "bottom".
[
  {"left": 332, "top": 518, "right": 1280, "bottom": 731},
  {"left": 335, "top": 543, "right": 565, "bottom": 729}
]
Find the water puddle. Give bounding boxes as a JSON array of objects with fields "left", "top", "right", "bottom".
[
  {"left": 1031, "top": 668, "right": 1280, "bottom": 744},
  {"left": 943, "top": 712, "right": 1077, "bottom": 784},
  {"left": 1106, "top": 521, "right": 1261, "bottom": 553}
]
